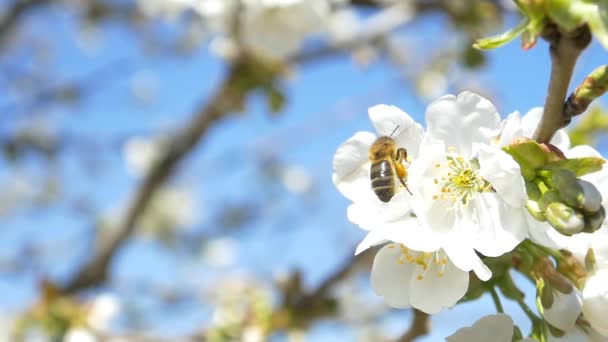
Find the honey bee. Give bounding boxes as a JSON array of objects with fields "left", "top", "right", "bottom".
[{"left": 369, "top": 127, "right": 412, "bottom": 202}]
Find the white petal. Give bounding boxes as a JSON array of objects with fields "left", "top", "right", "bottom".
[
  {"left": 494, "top": 111, "right": 523, "bottom": 147},
  {"left": 468, "top": 194, "right": 527, "bottom": 257},
  {"left": 368, "top": 104, "right": 413, "bottom": 136},
  {"left": 368, "top": 104, "right": 425, "bottom": 158},
  {"left": 332, "top": 131, "right": 376, "bottom": 202},
  {"left": 355, "top": 217, "right": 440, "bottom": 255},
  {"left": 543, "top": 288, "right": 583, "bottom": 331},
  {"left": 446, "top": 314, "right": 514, "bottom": 342},
  {"left": 425, "top": 91, "right": 500, "bottom": 158},
  {"left": 583, "top": 269, "right": 608, "bottom": 337},
  {"left": 347, "top": 191, "right": 412, "bottom": 230},
  {"left": 370, "top": 245, "right": 414, "bottom": 308},
  {"left": 409, "top": 258, "right": 469, "bottom": 314},
  {"left": 443, "top": 240, "right": 492, "bottom": 281},
  {"left": 477, "top": 145, "right": 527, "bottom": 207},
  {"left": 566, "top": 145, "right": 603, "bottom": 159}
]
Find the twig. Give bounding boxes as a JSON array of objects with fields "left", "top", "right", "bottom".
[
  {"left": 396, "top": 309, "right": 430, "bottom": 342},
  {"left": 0, "top": 0, "right": 53, "bottom": 49},
  {"left": 61, "top": 64, "right": 247, "bottom": 293},
  {"left": 532, "top": 23, "right": 591, "bottom": 143}
]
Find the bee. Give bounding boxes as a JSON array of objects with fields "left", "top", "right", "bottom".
[{"left": 369, "top": 127, "right": 412, "bottom": 202}]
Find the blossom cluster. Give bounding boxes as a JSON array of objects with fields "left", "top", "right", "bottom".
[
  {"left": 137, "top": 0, "right": 358, "bottom": 61},
  {"left": 332, "top": 92, "right": 608, "bottom": 340}
]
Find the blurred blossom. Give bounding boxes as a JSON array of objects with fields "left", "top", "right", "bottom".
[
  {"left": 209, "top": 36, "right": 239, "bottom": 60},
  {"left": 123, "top": 136, "right": 166, "bottom": 177},
  {"left": 201, "top": 237, "right": 239, "bottom": 267},
  {"left": 63, "top": 329, "right": 97, "bottom": 342},
  {"left": 130, "top": 71, "right": 159, "bottom": 105},
  {"left": 281, "top": 165, "right": 313, "bottom": 194},
  {"left": 86, "top": 293, "right": 122, "bottom": 333},
  {"left": 327, "top": 9, "right": 360, "bottom": 43},
  {"left": 242, "top": 326, "right": 265, "bottom": 342},
  {"left": 76, "top": 25, "right": 103, "bottom": 56},
  {"left": 239, "top": 0, "right": 329, "bottom": 61},
  {"left": 136, "top": 0, "right": 194, "bottom": 19},
  {"left": 417, "top": 70, "right": 448, "bottom": 100},
  {"left": 138, "top": 186, "right": 199, "bottom": 235}
]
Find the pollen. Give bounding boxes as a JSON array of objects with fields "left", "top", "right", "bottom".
[
  {"left": 432, "top": 151, "right": 492, "bottom": 206},
  {"left": 394, "top": 245, "right": 449, "bottom": 281}
]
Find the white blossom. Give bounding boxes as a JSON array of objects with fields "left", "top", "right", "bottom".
[
  {"left": 239, "top": 0, "right": 329, "bottom": 61},
  {"left": 404, "top": 92, "right": 528, "bottom": 280},
  {"left": 447, "top": 313, "right": 535, "bottom": 342},
  {"left": 371, "top": 243, "right": 468, "bottom": 314},
  {"left": 63, "top": 329, "right": 97, "bottom": 342},
  {"left": 87, "top": 293, "right": 122, "bottom": 333},
  {"left": 583, "top": 269, "right": 608, "bottom": 337}
]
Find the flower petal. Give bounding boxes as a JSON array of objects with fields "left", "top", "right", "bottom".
[
  {"left": 468, "top": 194, "right": 527, "bottom": 257},
  {"left": 370, "top": 245, "right": 415, "bottom": 308},
  {"left": 368, "top": 104, "right": 425, "bottom": 158},
  {"left": 446, "top": 314, "right": 514, "bottom": 342},
  {"left": 477, "top": 144, "right": 527, "bottom": 207},
  {"left": 494, "top": 111, "right": 523, "bottom": 147},
  {"left": 355, "top": 217, "right": 440, "bottom": 255},
  {"left": 332, "top": 131, "right": 376, "bottom": 202},
  {"left": 409, "top": 257, "right": 469, "bottom": 314},
  {"left": 425, "top": 91, "right": 500, "bottom": 158},
  {"left": 543, "top": 288, "right": 583, "bottom": 331},
  {"left": 443, "top": 240, "right": 492, "bottom": 281}
]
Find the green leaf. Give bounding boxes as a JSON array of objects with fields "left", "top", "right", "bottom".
[
  {"left": 473, "top": 19, "right": 530, "bottom": 50},
  {"left": 503, "top": 140, "right": 562, "bottom": 180},
  {"left": 546, "top": 157, "right": 605, "bottom": 177}
]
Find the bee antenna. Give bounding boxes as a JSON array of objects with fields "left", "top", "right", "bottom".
[{"left": 390, "top": 125, "right": 400, "bottom": 137}]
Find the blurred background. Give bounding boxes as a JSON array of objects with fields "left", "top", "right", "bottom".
[{"left": 0, "top": 0, "right": 606, "bottom": 340}]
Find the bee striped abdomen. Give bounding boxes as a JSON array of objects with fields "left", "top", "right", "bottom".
[{"left": 370, "top": 160, "right": 395, "bottom": 202}]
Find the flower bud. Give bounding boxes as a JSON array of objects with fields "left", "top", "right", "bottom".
[
  {"left": 539, "top": 190, "right": 561, "bottom": 211},
  {"left": 584, "top": 207, "right": 606, "bottom": 234},
  {"left": 578, "top": 180, "right": 603, "bottom": 214},
  {"left": 525, "top": 180, "right": 542, "bottom": 201},
  {"left": 545, "top": 202, "right": 585, "bottom": 235},
  {"left": 552, "top": 170, "right": 585, "bottom": 209},
  {"left": 542, "top": 289, "right": 583, "bottom": 332},
  {"left": 526, "top": 200, "right": 546, "bottom": 222}
]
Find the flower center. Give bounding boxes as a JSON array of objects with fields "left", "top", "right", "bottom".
[
  {"left": 390, "top": 244, "right": 448, "bottom": 280},
  {"left": 433, "top": 150, "right": 491, "bottom": 206}
]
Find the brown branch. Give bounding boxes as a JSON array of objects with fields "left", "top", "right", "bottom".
[
  {"left": 60, "top": 63, "right": 248, "bottom": 294},
  {"left": 0, "top": 0, "right": 53, "bottom": 49},
  {"left": 396, "top": 309, "right": 430, "bottom": 342},
  {"left": 532, "top": 23, "right": 591, "bottom": 143}
]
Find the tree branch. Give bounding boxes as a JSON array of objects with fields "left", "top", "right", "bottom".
[
  {"left": 396, "top": 309, "right": 430, "bottom": 342},
  {"left": 61, "top": 64, "right": 247, "bottom": 294},
  {"left": 532, "top": 23, "right": 591, "bottom": 143},
  {"left": 0, "top": 0, "right": 53, "bottom": 49}
]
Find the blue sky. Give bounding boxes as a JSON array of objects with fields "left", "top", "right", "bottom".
[{"left": 0, "top": 5, "right": 606, "bottom": 340}]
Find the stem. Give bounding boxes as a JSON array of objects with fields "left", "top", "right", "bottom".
[
  {"left": 516, "top": 296, "right": 542, "bottom": 324},
  {"left": 533, "top": 24, "right": 591, "bottom": 143},
  {"left": 489, "top": 287, "right": 505, "bottom": 313}
]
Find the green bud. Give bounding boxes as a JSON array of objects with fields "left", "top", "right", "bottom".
[
  {"left": 586, "top": 248, "right": 597, "bottom": 274},
  {"left": 552, "top": 169, "right": 586, "bottom": 209},
  {"left": 584, "top": 206, "right": 606, "bottom": 234},
  {"left": 578, "top": 180, "right": 603, "bottom": 214},
  {"left": 545, "top": 202, "right": 585, "bottom": 235},
  {"left": 540, "top": 282, "right": 555, "bottom": 309},
  {"left": 526, "top": 200, "right": 546, "bottom": 221},
  {"left": 539, "top": 190, "right": 561, "bottom": 211},
  {"left": 525, "top": 180, "right": 542, "bottom": 201}
]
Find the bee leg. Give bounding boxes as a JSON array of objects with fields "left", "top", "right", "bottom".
[
  {"left": 394, "top": 160, "right": 412, "bottom": 195},
  {"left": 396, "top": 148, "right": 408, "bottom": 163},
  {"left": 398, "top": 176, "right": 413, "bottom": 195}
]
